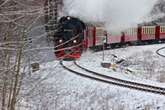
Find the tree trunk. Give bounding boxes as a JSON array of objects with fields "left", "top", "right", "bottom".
[{"left": 10, "top": 48, "right": 22, "bottom": 110}]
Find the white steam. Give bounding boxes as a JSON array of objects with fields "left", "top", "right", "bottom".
[{"left": 63, "top": 0, "right": 158, "bottom": 31}]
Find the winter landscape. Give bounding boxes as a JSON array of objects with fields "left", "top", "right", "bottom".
[{"left": 1, "top": 0, "right": 165, "bottom": 110}]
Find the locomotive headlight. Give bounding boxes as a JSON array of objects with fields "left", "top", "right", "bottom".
[
  {"left": 67, "top": 16, "right": 71, "bottom": 20},
  {"left": 59, "top": 39, "right": 63, "bottom": 43},
  {"left": 73, "top": 40, "right": 77, "bottom": 43}
]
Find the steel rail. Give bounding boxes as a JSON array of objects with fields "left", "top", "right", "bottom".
[
  {"left": 156, "top": 47, "right": 165, "bottom": 57},
  {"left": 74, "top": 61, "right": 165, "bottom": 90},
  {"left": 60, "top": 61, "right": 165, "bottom": 95}
]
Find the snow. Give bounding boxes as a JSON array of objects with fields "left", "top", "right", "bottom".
[
  {"left": 63, "top": 0, "right": 157, "bottom": 31},
  {"left": 78, "top": 44, "right": 165, "bottom": 87},
  {"left": 1, "top": 0, "right": 165, "bottom": 109},
  {"left": 21, "top": 44, "right": 165, "bottom": 110}
]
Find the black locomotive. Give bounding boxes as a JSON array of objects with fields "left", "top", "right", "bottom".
[{"left": 54, "top": 16, "right": 86, "bottom": 59}]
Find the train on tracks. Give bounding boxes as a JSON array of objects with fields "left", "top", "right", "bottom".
[
  {"left": 52, "top": 16, "right": 165, "bottom": 60},
  {"left": 54, "top": 16, "right": 86, "bottom": 59}
]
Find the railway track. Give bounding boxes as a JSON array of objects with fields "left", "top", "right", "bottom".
[
  {"left": 156, "top": 47, "right": 165, "bottom": 57},
  {"left": 60, "top": 60, "right": 165, "bottom": 95}
]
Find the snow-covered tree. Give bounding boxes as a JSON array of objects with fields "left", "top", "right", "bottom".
[{"left": 0, "top": 0, "right": 57, "bottom": 109}]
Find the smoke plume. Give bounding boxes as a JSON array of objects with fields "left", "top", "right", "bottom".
[{"left": 63, "top": 0, "right": 158, "bottom": 31}]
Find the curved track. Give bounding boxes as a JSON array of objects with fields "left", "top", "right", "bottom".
[
  {"left": 60, "top": 60, "right": 165, "bottom": 95},
  {"left": 156, "top": 47, "right": 165, "bottom": 57}
]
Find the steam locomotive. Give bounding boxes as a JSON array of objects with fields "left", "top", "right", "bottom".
[
  {"left": 54, "top": 16, "right": 86, "bottom": 59},
  {"left": 53, "top": 16, "right": 165, "bottom": 60}
]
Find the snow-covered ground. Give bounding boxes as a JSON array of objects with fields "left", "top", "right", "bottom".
[
  {"left": 78, "top": 44, "right": 165, "bottom": 84},
  {"left": 21, "top": 44, "right": 165, "bottom": 110}
]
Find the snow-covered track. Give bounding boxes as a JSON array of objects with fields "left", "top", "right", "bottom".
[
  {"left": 60, "top": 60, "right": 165, "bottom": 95},
  {"left": 156, "top": 47, "right": 165, "bottom": 57}
]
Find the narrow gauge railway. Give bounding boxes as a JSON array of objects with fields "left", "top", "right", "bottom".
[
  {"left": 60, "top": 60, "right": 165, "bottom": 95},
  {"left": 44, "top": 0, "right": 165, "bottom": 95},
  {"left": 44, "top": 0, "right": 165, "bottom": 60}
]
